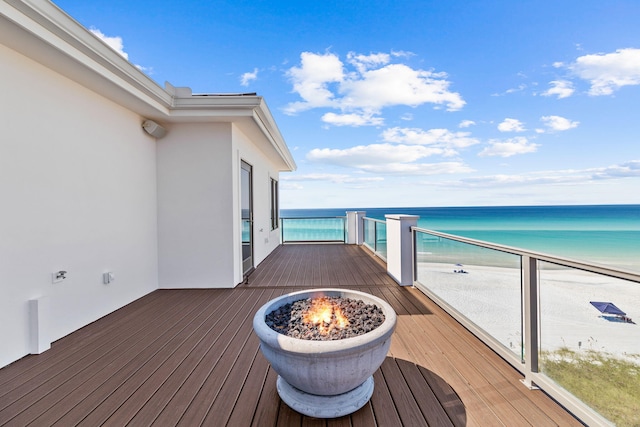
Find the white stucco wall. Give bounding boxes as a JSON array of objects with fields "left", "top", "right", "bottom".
[
  {"left": 156, "top": 123, "right": 235, "bottom": 288},
  {"left": 0, "top": 44, "right": 159, "bottom": 367},
  {"left": 232, "top": 125, "right": 283, "bottom": 275},
  {"left": 156, "top": 122, "right": 283, "bottom": 289}
]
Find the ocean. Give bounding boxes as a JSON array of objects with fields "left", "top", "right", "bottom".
[{"left": 281, "top": 205, "right": 640, "bottom": 271}]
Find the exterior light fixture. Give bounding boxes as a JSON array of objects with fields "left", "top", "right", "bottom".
[{"left": 142, "top": 119, "right": 167, "bottom": 139}]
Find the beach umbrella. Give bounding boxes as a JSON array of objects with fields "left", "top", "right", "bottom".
[{"left": 590, "top": 301, "right": 626, "bottom": 316}]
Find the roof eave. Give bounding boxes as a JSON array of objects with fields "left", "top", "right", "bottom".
[
  {"left": 1, "top": 0, "right": 296, "bottom": 172},
  {"left": 1, "top": 0, "right": 172, "bottom": 117}
]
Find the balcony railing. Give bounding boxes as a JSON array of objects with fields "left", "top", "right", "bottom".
[
  {"left": 280, "top": 216, "right": 346, "bottom": 243},
  {"left": 412, "top": 227, "right": 640, "bottom": 427},
  {"left": 280, "top": 211, "right": 639, "bottom": 426},
  {"left": 363, "top": 217, "right": 387, "bottom": 260}
]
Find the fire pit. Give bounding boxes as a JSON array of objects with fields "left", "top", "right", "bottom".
[{"left": 253, "top": 288, "right": 397, "bottom": 418}]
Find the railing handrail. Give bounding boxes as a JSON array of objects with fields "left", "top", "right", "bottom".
[
  {"left": 413, "top": 225, "right": 640, "bottom": 283},
  {"left": 281, "top": 216, "right": 347, "bottom": 220},
  {"left": 362, "top": 216, "right": 385, "bottom": 224}
]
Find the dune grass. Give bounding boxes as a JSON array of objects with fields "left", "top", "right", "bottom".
[{"left": 541, "top": 347, "right": 640, "bottom": 427}]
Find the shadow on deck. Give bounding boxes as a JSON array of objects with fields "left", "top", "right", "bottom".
[{"left": 0, "top": 244, "right": 582, "bottom": 426}]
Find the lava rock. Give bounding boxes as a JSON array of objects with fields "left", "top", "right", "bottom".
[{"left": 265, "top": 296, "right": 385, "bottom": 341}]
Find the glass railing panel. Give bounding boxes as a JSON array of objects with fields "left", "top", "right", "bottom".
[
  {"left": 414, "top": 230, "right": 523, "bottom": 357},
  {"left": 538, "top": 262, "right": 640, "bottom": 426},
  {"left": 363, "top": 217, "right": 387, "bottom": 259},
  {"left": 280, "top": 217, "right": 346, "bottom": 242},
  {"left": 363, "top": 218, "right": 377, "bottom": 249},
  {"left": 376, "top": 222, "right": 387, "bottom": 260}
]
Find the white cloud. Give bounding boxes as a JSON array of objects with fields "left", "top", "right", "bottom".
[
  {"left": 492, "top": 84, "right": 527, "bottom": 97},
  {"left": 506, "top": 84, "right": 527, "bottom": 94},
  {"left": 284, "top": 52, "right": 344, "bottom": 113},
  {"left": 240, "top": 68, "right": 259, "bottom": 86},
  {"left": 284, "top": 51, "right": 465, "bottom": 121},
  {"left": 340, "top": 63, "right": 465, "bottom": 111},
  {"left": 360, "top": 161, "right": 474, "bottom": 175},
  {"left": 478, "top": 137, "right": 539, "bottom": 157},
  {"left": 307, "top": 143, "right": 442, "bottom": 166},
  {"left": 305, "top": 139, "right": 476, "bottom": 175},
  {"left": 592, "top": 160, "right": 640, "bottom": 179},
  {"left": 497, "top": 118, "right": 526, "bottom": 132},
  {"left": 346, "top": 52, "right": 391, "bottom": 73},
  {"left": 568, "top": 48, "right": 640, "bottom": 95},
  {"left": 381, "top": 127, "right": 479, "bottom": 152},
  {"left": 321, "top": 112, "right": 384, "bottom": 127},
  {"left": 390, "top": 50, "right": 415, "bottom": 59},
  {"left": 280, "top": 181, "right": 304, "bottom": 190},
  {"left": 457, "top": 173, "right": 570, "bottom": 187},
  {"left": 459, "top": 120, "right": 476, "bottom": 128},
  {"left": 90, "top": 28, "right": 128, "bottom": 59},
  {"left": 542, "top": 80, "right": 575, "bottom": 99},
  {"left": 282, "top": 173, "right": 384, "bottom": 184},
  {"left": 449, "top": 160, "right": 640, "bottom": 188},
  {"left": 305, "top": 125, "right": 479, "bottom": 175},
  {"left": 540, "top": 115, "right": 579, "bottom": 131}
]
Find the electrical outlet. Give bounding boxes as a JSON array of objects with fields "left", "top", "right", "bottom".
[
  {"left": 52, "top": 270, "right": 67, "bottom": 283},
  {"left": 103, "top": 272, "right": 115, "bottom": 284}
]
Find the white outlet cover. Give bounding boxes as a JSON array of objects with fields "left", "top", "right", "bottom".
[{"left": 103, "top": 272, "right": 115, "bottom": 284}]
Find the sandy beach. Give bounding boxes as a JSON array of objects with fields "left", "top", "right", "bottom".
[{"left": 416, "top": 262, "right": 640, "bottom": 364}]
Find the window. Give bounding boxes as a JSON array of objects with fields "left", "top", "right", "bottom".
[{"left": 270, "top": 178, "right": 279, "bottom": 230}]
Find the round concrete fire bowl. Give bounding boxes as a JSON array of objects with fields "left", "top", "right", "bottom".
[{"left": 253, "top": 288, "right": 397, "bottom": 418}]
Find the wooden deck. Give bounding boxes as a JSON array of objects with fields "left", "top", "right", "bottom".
[{"left": 0, "top": 244, "right": 583, "bottom": 426}]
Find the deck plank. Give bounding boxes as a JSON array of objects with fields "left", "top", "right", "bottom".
[
  {"left": 175, "top": 289, "right": 277, "bottom": 426},
  {"left": 0, "top": 244, "right": 584, "bottom": 427},
  {"left": 396, "top": 358, "right": 456, "bottom": 427},
  {"left": 350, "top": 402, "right": 378, "bottom": 427},
  {"left": 134, "top": 289, "right": 275, "bottom": 426},
  {"left": 379, "top": 358, "right": 429, "bottom": 426},
  {"left": 404, "top": 287, "right": 579, "bottom": 426},
  {"left": 224, "top": 351, "right": 270, "bottom": 426},
  {"left": 370, "top": 369, "right": 404, "bottom": 426},
  {"left": 85, "top": 289, "right": 250, "bottom": 426},
  {"left": 52, "top": 290, "right": 237, "bottom": 426},
  {"left": 0, "top": 290, "right": 174, "bottom": 398},
  {"left": 1, "top": 291, "right": 215, "bottom": 426},
  {"left": 250, "top": 367, "right": 282, "bottom": 427}
]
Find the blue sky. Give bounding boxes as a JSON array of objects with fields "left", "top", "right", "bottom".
[{"left": 54, "top": 0, "right": 640, "bottom": 209}]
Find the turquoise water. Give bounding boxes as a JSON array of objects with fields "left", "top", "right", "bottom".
[{"left": 281, "top": 205, "right": 640, "bottom": 271}]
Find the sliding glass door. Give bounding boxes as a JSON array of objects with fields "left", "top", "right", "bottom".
[{"left": 241, "top": 161, "right": 254, "bottom": 276}]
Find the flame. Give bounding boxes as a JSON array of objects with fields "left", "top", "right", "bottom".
[{"left": 303, "top": 297, "right": 349, "bottom": 334}]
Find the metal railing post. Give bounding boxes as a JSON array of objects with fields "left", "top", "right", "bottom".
[
  {"left": 412, "top": 228, "right": 417, "bottom": 284},
  {"left": 374, "top": 221, "right": 378, "bottom": 252},
  {"left": 522, "top": 255, "right": 539, "bottom": 389}
]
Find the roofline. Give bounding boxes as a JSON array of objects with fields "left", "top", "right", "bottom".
[
  {"left": 167, "top": 86, "right": 296, "bottom": 170},
  {"left": 0, "top": 0, "right": 296, "bottom": 171}
]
